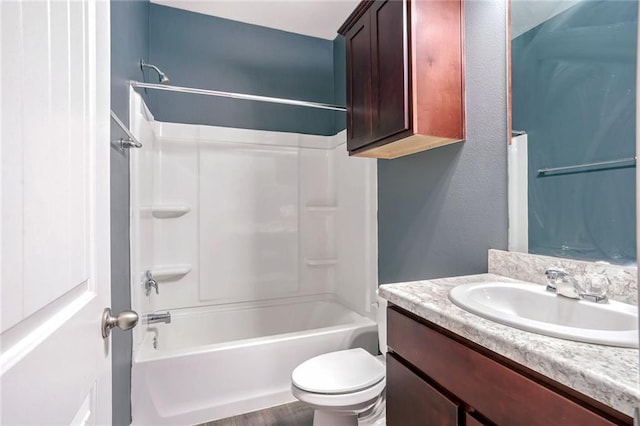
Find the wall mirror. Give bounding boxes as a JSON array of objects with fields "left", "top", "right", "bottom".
[{"left": 509, "top": 0, "right": 637, "bottom": 265}]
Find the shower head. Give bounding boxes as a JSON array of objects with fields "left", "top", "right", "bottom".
[{"left": 140, "top": 60, "right": 170, "bottom": 84}]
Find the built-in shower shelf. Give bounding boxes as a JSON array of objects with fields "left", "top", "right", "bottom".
[
  {"left": 305, "top": 258, "right": 338, "bottom": 267},
  {"left": 151, "top": 204, "right": 191, "bottom": 219},
  {"left": 306, "top": 205, "right": 338, "bottom": 212},
  {"left": 150, "top": 265, "right": 192, "bottom": 281}
]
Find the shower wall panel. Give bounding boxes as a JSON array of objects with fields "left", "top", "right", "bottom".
[
  {"left": 142, "top": 122, "right": 342, "bottom": 311},
  {"left": 199, "top": 142, "right": 300, "bottom": 302},
  {"left": 335, "top": 146, "right": 378, "bottom": 316},
  {"left": 152, "top": 133, "right": 200, "bottom": 309},
  {"left": 129, "top": 92, "right": 157, "bottom": 352},
  {"left": 130, "top": 93, "right": 377, "bottom": 317},
  {"left": 299, "top": 147, "right": 338, "bottom": 296}
]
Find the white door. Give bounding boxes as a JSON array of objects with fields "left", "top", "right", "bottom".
[{"left": 1, "top": 0, "right": 113, "bottom": 424}]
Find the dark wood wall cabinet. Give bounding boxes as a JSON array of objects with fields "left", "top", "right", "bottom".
[
  {"left": 338, "top": 0, "right": 465, "bottom": 159},
  {"left": 386, "top": 305, "right": 633, "bottom": 426}
]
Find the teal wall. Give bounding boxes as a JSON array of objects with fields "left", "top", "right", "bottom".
[
  {"left": 513, "top": 1, "right": 637, "bottom": 264},
  {"left": 377, "top": 1, "right": 509, "bottom": 283},
  {"left": 148, "top": 4, "right": 342, "bottom": 135},
  {"left": 110, "top": 1, "right": 149, "bottom": 424},
  {"left": 333, "top": 35, "right": 347, "bottom": 133}
]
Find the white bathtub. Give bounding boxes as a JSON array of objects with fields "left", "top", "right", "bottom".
[{"left": 131, "top": 297, "right": 378, "bottom": 425}]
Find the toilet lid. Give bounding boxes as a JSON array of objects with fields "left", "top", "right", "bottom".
[{"left": 291, "top": 348, "right": 385, "bottom": 394}]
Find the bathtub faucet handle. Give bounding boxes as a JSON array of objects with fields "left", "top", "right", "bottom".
[{"left": 145, "top": 270, "right": 159, "bottom": 296}]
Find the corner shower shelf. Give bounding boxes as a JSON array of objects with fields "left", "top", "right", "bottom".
[
  {"left": 306, "top": 205, "right": 339, "bottom": 212},
  {"left": 151, "top": 204, "right": 191, "bottom": 219},
  {"left": 150, "top": 265, "right": 192, "bottom": 281},
  {"left": 305, "top": 258, "right": 338, "bottom": 267}
]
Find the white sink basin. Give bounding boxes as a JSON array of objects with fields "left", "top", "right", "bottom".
[{"left": 448, "top": 282, "right": 639, "bottom": 348}]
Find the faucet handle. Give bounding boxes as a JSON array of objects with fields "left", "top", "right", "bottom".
[
  {"left": 544, "top": 267, "right": 568, "bottom": 291},
  {"left": 545, "top": 267, "right": 568, "bottom": 280},
  {"left": 144, "top": 270, "right": 159, "bottom": 296},
  {"left": 581, "top": 273, "right": 610, "bottom": 303}
]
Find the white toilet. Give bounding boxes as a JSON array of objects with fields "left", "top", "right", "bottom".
[{"left": 291, "top": 297, "right": 388, "bottom": 426}]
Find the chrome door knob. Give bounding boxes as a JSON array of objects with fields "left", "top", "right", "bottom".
[{"left": 101, "top": 308, "right": 139, "bottom": 338}]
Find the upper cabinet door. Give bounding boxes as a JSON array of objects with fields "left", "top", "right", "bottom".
[
  {"left": 339, "top": 0, "right": 465, "bottom": 160},
  {"left": 345, "top": 13, "right": 373, "bottom": 151},
  {"left": 370, "top": 0, "right": 410, "bottom": 142}
]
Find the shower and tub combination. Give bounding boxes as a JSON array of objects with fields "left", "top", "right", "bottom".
[{"left": 127, "top": 72, "right": 378, "bottom": 425}]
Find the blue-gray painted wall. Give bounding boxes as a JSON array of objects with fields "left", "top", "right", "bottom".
[
  {"left": 110, "top": 1, "right": 149, "bottom": 424},
  {"left": 377, "top": 1, "right": 509, "bottom": 284},
  {"left": 333, "top": 35, "right": 347, "bottom": 133},
  {"left": 513, "top": 1, "right": 637, "bottom": 264},
  {"left": 147, "top": 4, "right": 338, "bottom": 135}
]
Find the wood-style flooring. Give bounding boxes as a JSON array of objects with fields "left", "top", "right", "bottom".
[{"left": 198, "top": 402, "right": 313, "bottom": 426}]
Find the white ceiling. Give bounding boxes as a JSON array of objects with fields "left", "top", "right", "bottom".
[
  {"left": 154, "top": 1, "right": 585, "bottom": 42},
  {"left": 151, "top": 0, "right": 360, "bottom": 40}
]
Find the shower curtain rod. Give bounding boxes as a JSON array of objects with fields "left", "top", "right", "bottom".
[{"left": 131, "top": 81, "right": 347, "bottom": 112}]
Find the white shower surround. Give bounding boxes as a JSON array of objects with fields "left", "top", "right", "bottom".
[{"left": 128, "top": 91, "right": 378, "bottom": 423}]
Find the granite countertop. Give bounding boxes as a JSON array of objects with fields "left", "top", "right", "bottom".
[{"left": 378, "top": 273, "right": 640, "bottom": 417}]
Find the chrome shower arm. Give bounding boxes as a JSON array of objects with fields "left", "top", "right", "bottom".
[{"left": 140, "top": 60, "right": 170, "bottom": 84}]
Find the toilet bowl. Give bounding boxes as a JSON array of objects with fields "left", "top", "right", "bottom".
[{"left": 291, "top": 297, "right": 388, "bottom": 426}]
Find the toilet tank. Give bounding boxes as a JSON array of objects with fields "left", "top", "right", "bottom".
[{"left": 376, "top": 295, "right": 388, "bottom": 355}]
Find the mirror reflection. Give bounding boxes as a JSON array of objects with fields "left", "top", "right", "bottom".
[{"left": 510, "top": 0, "right": 637, "bottom": 265}]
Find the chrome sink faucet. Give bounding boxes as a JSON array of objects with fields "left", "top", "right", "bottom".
[
  {"left": 544, "top": 268, "right": 581, "bottom": 299},
  {"left": 544, "top": 268, "right": 609, "bottom": 303}
]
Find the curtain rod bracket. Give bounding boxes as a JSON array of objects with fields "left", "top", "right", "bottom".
[
  {"left": 110, "top": 110, "right": 143, "bottom": 149},
  {"left": 119, "top": 138, "right": 143, "bottom": 149}
]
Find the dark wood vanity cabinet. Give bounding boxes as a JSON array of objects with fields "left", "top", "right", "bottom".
[
  {"left": 387, "top": 355, "right": 461, "bottom": 425},
  {"left": 338, "top": 0, "right": 465, "bottom": 159},
  {"left": 386, "top": 305, "right": 633, "bottom": 426}
]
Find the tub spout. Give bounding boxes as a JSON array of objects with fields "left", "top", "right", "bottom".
[{"left": 146, "top": 312, "right": 171, "bottom": 325}]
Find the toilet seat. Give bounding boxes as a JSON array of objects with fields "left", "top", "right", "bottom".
[
  {"left": 291, "top": 348, "right": 386, "bottom": 410},
  {"left": 292, "top": 376, "right": 386, "bottom": 408},
  {"left": 291, "top": 348, "right": 385, "bottom": 394}
]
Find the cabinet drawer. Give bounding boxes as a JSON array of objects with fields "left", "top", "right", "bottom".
[
  {"left": 387, "top": 354, "right": 460, "bottom": 426},
  {"left": 387, "top": 306, "right": 622, "bottom": 426}
]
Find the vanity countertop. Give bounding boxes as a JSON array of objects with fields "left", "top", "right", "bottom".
[{"left": 378, "top": 273, "right": 640, "bottom": 417}]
